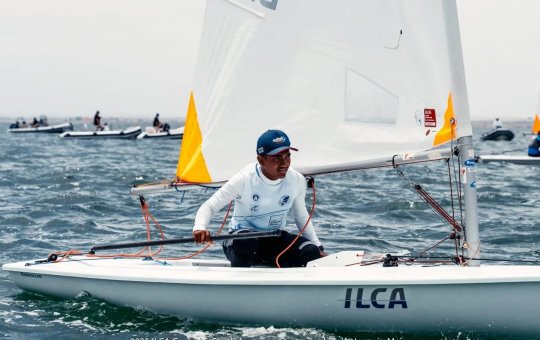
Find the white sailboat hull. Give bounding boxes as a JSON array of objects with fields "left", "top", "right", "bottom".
[
  {"left": 4, "top": 256, "right": 540, "bottom": 335},
  {"left": 476, "top": 154, "right": 540, "bottom": 164}
]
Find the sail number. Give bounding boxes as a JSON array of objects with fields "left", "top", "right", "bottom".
[{"left": 343, "top": 288, "right": 408, "bottom": 309}]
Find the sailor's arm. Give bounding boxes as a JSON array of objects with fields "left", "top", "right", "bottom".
[{"left": 193, "top": 174, "right": 244, "bottom": 243}]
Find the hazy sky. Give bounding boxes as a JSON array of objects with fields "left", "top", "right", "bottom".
[
  {"left": 0, "top": 0, "right": 205, "bottom": 122},
  {"left": 458, "top": 0, "right": 540, "bottom": 121},
  {"left": 1, "top": 0, "right": 539, "bottom": 122}
]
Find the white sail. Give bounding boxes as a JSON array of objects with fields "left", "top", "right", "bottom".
[{"left": 177, "top": 0, "right": 471, "bottom": 184}]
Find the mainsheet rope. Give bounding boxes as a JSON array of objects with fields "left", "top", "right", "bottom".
[
  {"left": 49, "top": 196, "right": 233, "bottom": 262},
  {"left": 51, "top": 175, "right": 317, "bottom": 267},
  {"left": 275, "top": 177, "right": 317, "bottom": 268}
]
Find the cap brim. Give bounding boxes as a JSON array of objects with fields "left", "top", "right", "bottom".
[{"left": 266, "top": 146, "right": 298, "bottom": 155}]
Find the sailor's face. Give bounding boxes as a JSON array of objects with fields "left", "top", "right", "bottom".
[{"left": 258, "top": 150, "right": 291, "bottom": 180}]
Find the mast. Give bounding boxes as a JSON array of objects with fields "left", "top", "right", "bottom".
[{"left": 458, "top": 135, "right": 480, "bottom": 266}]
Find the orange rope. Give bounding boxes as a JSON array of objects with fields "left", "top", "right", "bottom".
[
  {"left": 84, "top": 198, "right": 166, "bottom": 259},
  {"left": 275, "top": 179, "right": 316, "bottom": 268},
  {"left": 156, "top": 200, "right": 232, "bottom": 260},
  {"left": 48, "top": 198, "right": 232, "bottom": 262},
  {"left": 51, "top": 249, "right": 83, "bottom": 262}
]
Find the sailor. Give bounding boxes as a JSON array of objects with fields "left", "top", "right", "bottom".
[
  {"left": 153, "top": 113, "right": 162, "bottom": 132},
  {"left": 193, "top": 129, "right": 326, "bottom": 267},
  {"left": 93, "top": 111, "right": 103, "bottom": 131},
  {"left": 31, "top": 117, "right": 39, "bottom": 128},
  {"left": 528, "top": 131, "right": 540, "bottom": 157},
  {"left": 493, "top": 117, "right": 503, "bottom": 129}
]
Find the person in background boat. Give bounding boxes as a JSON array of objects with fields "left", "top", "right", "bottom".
[
  {"left": 493, "top": 117, "right": 503, "bottom": 129},
  {"left": 193, "top": 129, "right": 326, "bottom": 268},
  {"left": 31, "top": 117, "right": 39, "bottom": 128},
  {"left": 153, "top": 113, "right": 162, "bottom": 132},
  {"left": 93, "top": 111, "right": 103, "bottom": 131},
  {"left": 20, "top": 120, "right": 28, "bottom": 128},
  {"left": 103, "top": 122, "right": 110, "bottom": 131},
  {"left": 528, "top": 131, "right": 540, "bottom": 157}
]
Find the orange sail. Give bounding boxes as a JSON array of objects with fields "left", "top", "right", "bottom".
[
  {"left": 175, "top": 92, "right": 212, "bottom": 183},
  {"left": 433, "top": 93, "right": 458, "bottom": 146},
  {"left": 532, "top": 114, "right": 540, "bottom": 134}
]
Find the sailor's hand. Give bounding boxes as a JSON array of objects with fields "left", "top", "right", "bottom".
[
  {"left": 193, "top": 230, "right": 212, "bottom": 244},
  {"left": 318, "top": 245, "right": 327, "bottom": 257}
]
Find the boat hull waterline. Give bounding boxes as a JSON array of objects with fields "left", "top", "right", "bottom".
[
  {"left": 4, "top": 256, "right": 540, "bottom": 335},
  {"left": 59, "top": 126, "right": 142, "bottom": 139}
]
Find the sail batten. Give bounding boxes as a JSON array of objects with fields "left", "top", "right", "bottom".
[{"left": 176, "top": 0, "right": 472, "bottom": 184}]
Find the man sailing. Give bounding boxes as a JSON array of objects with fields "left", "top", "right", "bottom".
[{"left": 193, "top": 130, "right": 326, "bottom": 267}]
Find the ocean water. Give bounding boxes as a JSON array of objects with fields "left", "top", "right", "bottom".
[{"left": 0, "top": 120, "right": 539, "bottom": 340}]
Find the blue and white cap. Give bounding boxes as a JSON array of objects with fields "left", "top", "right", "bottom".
[{"left": 256, "top": 129, "right": 298, "bottom": 155}]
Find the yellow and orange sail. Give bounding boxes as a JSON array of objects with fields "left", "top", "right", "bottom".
[
  {"left": 176, "top": 93, "right": 211, "bottom": 183},
  {"left": 433, "top": 93, "right": 458, "bottom": 146},
  {"left": 532, "top": 114, "right": 540, "bottom": 134}
]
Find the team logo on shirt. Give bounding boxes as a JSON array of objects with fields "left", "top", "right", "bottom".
[
  {"left": 279, "top": 195, "right": 290, "bottom": 206},
  {"left": 252, "top": 194, "right": 260, "bottom": 201}
]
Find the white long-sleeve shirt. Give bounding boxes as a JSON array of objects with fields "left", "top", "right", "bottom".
[{"left": 193, "top": 163, "right": 321, "bottom": 246}]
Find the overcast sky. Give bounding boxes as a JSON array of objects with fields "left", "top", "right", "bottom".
[
  {"left": 0, "top": 0, "right": 205, "bottom": 123},
  {"left": 1, "top": 0, "right": 539, "bottom": 122},
  {"left": 458, "top": 0, "right": 540, "bottom": 121}
]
